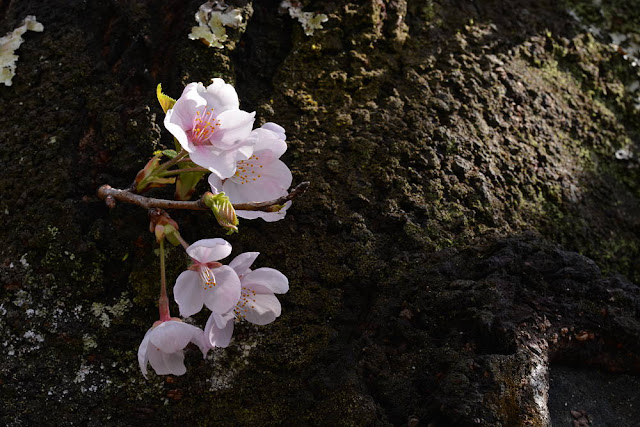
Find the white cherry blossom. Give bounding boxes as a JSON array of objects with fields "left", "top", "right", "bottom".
[
  {"left": 164, "top": 79, "right": 256, "bottom": 178},
  {"left": 138, "top": 319, "right": 207, "bottom": 378},
  {"left": 173, "top": 238, "right": 241, "bottom": 317},
  {"left": 204, "top": 252, "right": 289, "bottom": 348},
  {"left": 208, "top": 122, "right": 293, "bottom": 222}
]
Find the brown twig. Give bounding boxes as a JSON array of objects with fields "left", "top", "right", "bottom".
[{"left": 97, "top": 182, "right": 310, "bottom": 212}]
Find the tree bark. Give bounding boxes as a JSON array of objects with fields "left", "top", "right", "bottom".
[{"left": 1, "top": 0, "right": 639, "bottom": 425}]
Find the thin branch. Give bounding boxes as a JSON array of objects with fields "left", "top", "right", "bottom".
[
  {"left": 232, "top": 182, "right": 310, "bottom": 210},
  {"left": 97, "top": 182, "right": 310, "bottom": 212}
]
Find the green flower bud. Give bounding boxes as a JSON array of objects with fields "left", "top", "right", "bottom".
[{"left": 203, "top": 192, "right": 239, "bottom": 234}]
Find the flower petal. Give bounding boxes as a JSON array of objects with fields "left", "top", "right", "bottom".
[
  {"left": 187, "top": 238, "right": 232, "bottom": 263},
  {"left": 164, "top": 83, "right": 207, "bottom": 152},
  {"left": 242, "top": 293, "right": 281, "bottom": 325},
  {"left": 208, "top": 173, "right": 223, "bottom": 194},
  {"left": 174, "top": 270, "right": 204, "bottom": 317},
  {"left": 259, "top": 159, "right": 293, "bottom": 190},
  {"left": 202, "top": 265, "right": 241, "bottom": 314},
  {"left": 192, "top": 145, "right": 249, "bottom": 179},
  {"left": 228, "top": 252, "right": 259, "bottom": 276},
  {"left": 138, "top": 330, "right": 152, "bottom": 378},
  {"left": 161, "top": 350, "right": 187, "bottom": 376},
  {"left": 200, "top": 78, "right": 240, "bottom": 113},
  {"left": 149, "top": 321, "right": 202, "bottom": 353},
  {"left": 242, "top": 267, "right": 289, "bottom": 294},
  {"left": 237, "top": 201, "right": 291, "bottom": 222},
  {"left": 223, "top": 178, "right": 285, "bottom": 205},
  {"left": 170, "top": 83, "right": 206, "bottom": 128},
  {"left": 223, "top": 159, "right": 292, "bottom": 204},
  {"left": 214, "top": 110, "right": 255, "bottom": 147},
  {"left": 204, "top": 311, "right": 235, "bottom": 348},
  {"left": 148, "top": 345, "right": 186, "bottom": 376},
  {"left": 261, "top": 122, "right": 286, "bottom": 141},
  {"left": 147, "top": 344, "right": 169, "bottom": 375},
  {"left": 252, "top": 127, "right": 287, "bottom": 159},
  {"left": 164, "top": 110, "right": 193, "bottom": 153}
]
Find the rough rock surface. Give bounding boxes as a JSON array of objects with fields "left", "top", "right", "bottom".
[{"left": 1, "top": 0, "right": 639, "bottom": 425}]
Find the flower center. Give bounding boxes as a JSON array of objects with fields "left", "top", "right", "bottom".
[
  {"left": 199, "top": 266, "right": 217, "bottom": 289},
  {"left": 189, "top": 108, "right": 220, "bottom": 145},
  {"left": 230, "top": 155, "right": 263, "bottom": 185},
  {"left": 234, "top": 286, "right": 257, "bottom": 319}
]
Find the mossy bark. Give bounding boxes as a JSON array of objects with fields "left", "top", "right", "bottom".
[{"left": 1, "top": 0, "right": 639, "bottom": 426}]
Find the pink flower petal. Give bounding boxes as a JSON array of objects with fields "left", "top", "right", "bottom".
[
  {"left": 223, "top": 159, "right": 292, "bottom": 204},
  {"left": 174, "top": 270, "right": 204, "bottom": 317},
  {"left": 202, "top": 266, "right": 241, "bottom": 314},
  {"left": 164, "top": 110, "right": 193, "bottom": 152},
  {"left": 214, "top": 110, "right": 255, "bottom": 147},
  {"left": 242, "top": 268, "right": 289, "bottom": 294},
  {"left": 261, "top": 122, "right": 286, "bottom": 141},
  {"left": 223, "top": 177, "right": 286, "bottom": 204},
  {"left": 252, "top": 127, "right": 287, "bottom": 158},
  {"left": 147, "top": 344, "right": 186, "bottom": 376},
  {"left": 138, "top": 331, "right": 152, "bottom": 378},
  {"left": 228, "top": 252, "right": 259, "bottom": 276},
  {"left": 208, "top": 173, "right": 223, "bottom": 194},
  {"left": 164, "top": 83, "right": 207, "bottom": 152},
  {"left": 186, "top": 238, "right": 232, "bottom": 263},
  {"left": 193, "top": 146, "right": 247, "bottom": 179},
  {"left": 237, "top": 201, "right": 291, "bottom": 222},
  {"left": 161, "top": 350, "right": 187, "bottom": 376},
  {"left": 199, "top": 78, "right": 240, "bottom": 113},
  {"left": 242, "top": 293, "right": 281, "bottom": 325},
  {"left": 171, "top": 83, "right": 207, "bottom": 129},
  {"left": 204, "top": 311, "right": 235, "bottom": 348},
  {"left": 259, "top": 159, "right": 293, "bottom": 188},
  {"left": 149, "top": 321, "right": 201, "bottom": 353},
  {"left": 147, "top": 344, "right": 170, "bottom": 375}
]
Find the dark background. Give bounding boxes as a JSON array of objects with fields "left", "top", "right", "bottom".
[{"left": 1, "top": 0, "right": 639, "bottom": 425}]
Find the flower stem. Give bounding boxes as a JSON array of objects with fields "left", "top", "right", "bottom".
[
  {"left": 174, "top": 234, "right": 191, "bottom": 251},
  {"left": 157, "top": 166, "right": 209, "bottom": 177},
  {"left": 158, "top": 238, "right": 171, "bottom": 322},
  {"left": 154, "top": 149, "right": 189, "bottom": 175}
]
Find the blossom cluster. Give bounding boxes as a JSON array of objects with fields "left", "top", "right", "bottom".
[
  {"left": 139, "top": 239, "right": 288, "bottom": 377},
  {"left": 165, "top": 79, "right": 292, "bottom": 222},
  {"left": 137, "top": 79, "right": 294, "bottom": 377}
]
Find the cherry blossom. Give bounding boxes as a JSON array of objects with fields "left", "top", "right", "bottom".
[
  {"left": 138, "top": 319, "right": 207, "bottom": 378},
  {"left": 164, "top": 79, "right": 255, "bottom": 178},
  {"left": 204, "top": 252, "right": 289, "bottom": 348},
  {"left": 208, "top": 122, "right": 293, "bottom": 222},
  {"left": 173, "top": 238, "right": 241, "bottom": 317}
]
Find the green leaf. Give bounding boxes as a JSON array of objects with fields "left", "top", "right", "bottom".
[
  {"left": 174, "top": 161, "right": 206, "bottom": 201},
  {"left": 134, "top": 155, "right": 176, "bottom": 193},
  {"left": 162, "top": 149, "right": 178, "bottom": 159},
  {"left": 157, "top": 84, "right": 176, "bottom": 113}
]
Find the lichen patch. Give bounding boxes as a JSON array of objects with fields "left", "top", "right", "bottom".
[{"left": 0, "top": 15, "right": 43, "bottom": 86}]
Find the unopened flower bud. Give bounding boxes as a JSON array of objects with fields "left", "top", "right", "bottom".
[
  {"left": 202, "top": 192, "right": 239, "bottom": 234},
  {"left": 154, "top": 224, "right": 165, "bottom": 243},
  {"left": 162, "top": 224, "right": 181, "bottom": 247},
  {"left": 135, "top": 155, "right": 176, "bottom": 193},
  {"left": 149, "top": 209, "right": 182, "bottom": 244}
]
